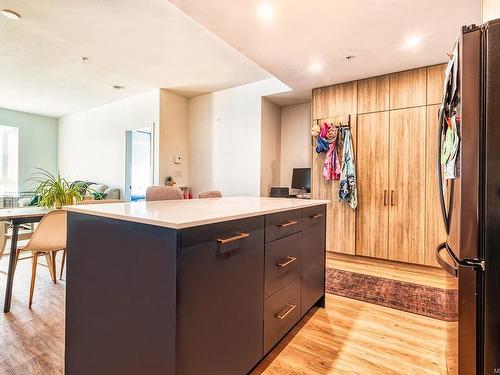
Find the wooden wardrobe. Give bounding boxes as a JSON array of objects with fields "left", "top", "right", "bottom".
[{"left": 311, "top": 64, "right": 447, "bottom": 267}]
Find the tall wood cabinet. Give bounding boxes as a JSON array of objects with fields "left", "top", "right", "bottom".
[
  {"left": 311, "top": 82, "right": 357, "bottom": 255},
  {"left": 356, "top": 112, "right": 389, "bottom": 259},
  {"left": 387, "top": 107, "right": 426, "bottom": 263},
  {"left": 312, "top": 64, "right": 447, "bottom": 267}
]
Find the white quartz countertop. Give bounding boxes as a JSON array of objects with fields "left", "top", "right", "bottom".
[{"left": 64, "top": 196, "right": 330, "bottom": 229}]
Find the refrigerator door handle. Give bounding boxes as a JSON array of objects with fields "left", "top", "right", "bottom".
[
  {"left": 437, "top": 108, "right": 450, "bottom": 233},
  {"left": 436, "top": 242, "right": 458, "bottom": 277}
]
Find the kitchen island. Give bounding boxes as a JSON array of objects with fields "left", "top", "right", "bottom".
[{"left": 64, "top": 197, "right": 328, "bottom": 375}]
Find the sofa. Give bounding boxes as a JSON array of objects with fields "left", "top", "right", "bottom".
[{"left": 73, "top": 181, "right": 120, "bottom": 200}]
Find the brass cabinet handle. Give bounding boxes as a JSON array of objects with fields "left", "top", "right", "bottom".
[
  {"left": 383, "top": 190, "right": 387, "bottom": 206},
  {"left": 216, "top": 232, "right": 249, "bottom": 244},
  {"left": 310, "top": 213, "right": 323, "bottom": 219},
  {"left": 276, "top": 303, "right": 297, "bottom": 320},
  {"left": 277, "top": 220, "right": 298, "bottom": 228},
  {"left": 276, "top": 256, "right": 297, "bottom": 267},
  {"left": 390, "top": 190, "right": 397, "bottom": 206}
]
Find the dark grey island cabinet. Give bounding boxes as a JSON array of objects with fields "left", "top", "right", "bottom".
[{"left": 64, "top": 197, "right": 327, "bottom": 375}]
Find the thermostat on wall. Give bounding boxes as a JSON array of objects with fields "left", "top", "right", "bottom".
[{"left": 174, "top": 155, "right": 181, "bottom": 164}]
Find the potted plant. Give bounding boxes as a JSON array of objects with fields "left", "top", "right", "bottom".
[
  {"left": 28, "top": 168, "right": 84, "bottom": 209},
  {"left": 165, "top": 176, "right": 175, "bottom": 186}
]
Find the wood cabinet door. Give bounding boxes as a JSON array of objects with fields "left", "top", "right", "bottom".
[
  {"left": 390, "top": 68, "right": 427, "bottom": 110},
  {"left": 311, "top": 83, "right": 357, "bottom": 254},
  {"left": 424, "top": 105, "right": 447, "bottom": 266},
  {"left": 388, "top": 108, "right": 426, "bottom": 263},
  {"left": 357, "top": 75, "right": 390, "bottom": 114},
  {"left": 356, "top": 112, "right": 390, "bottom": 259},
  {"left": 427, "top": 64, "right": 447, "bottom": 105}
]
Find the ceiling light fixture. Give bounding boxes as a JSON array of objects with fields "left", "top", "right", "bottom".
[
  {"left": 1, "top": 9, "right": 21, "bottom": 20},
  {"left": 257, "top": 3, "right": 274, "bottom": 20},
  {"left": 403, "top": 35, "right": 422, "bottom": 49},
  {"left": 112, "top": 85, "right": 125, "bottom": 90},
  {"left": 81, "top": 56, "right": 89, "bottom": 63},
  {"left": 308, "top": 62, "right": 323, "bottom": 73},
  {"left": 345, "top": 55, "right": 354, "bottom": 61}
]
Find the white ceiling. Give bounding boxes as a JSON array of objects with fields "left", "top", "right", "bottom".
[
  {"left": 170, "top": 0, "right": 481, "bottom": 106},
  {"left": 0, "top": 0, "right": 483, "bottom": 116},
  {"left": 0, "top": 0, "right": 271, "bottom": 117}
]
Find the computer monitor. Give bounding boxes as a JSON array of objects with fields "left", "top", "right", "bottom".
[{"left": 291, "top": 168, "right": 311, "bottom": 192}]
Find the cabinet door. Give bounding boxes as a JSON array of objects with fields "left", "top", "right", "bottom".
[
  {"left": 356, "top": 112, "right": 390, "bottom": 259},
  {"left": 301, "top": 205, "right": 326, "bottom": 314},
  {"left": 427, "top": 64, "right": 447, "bottom": 105},
  {"left": 357, "top": 75, "right": 390, "bottom": 114},
  {"left": 390, "top": 68, "right": 427, "bottom": 109},
  {"left": 311, "top": 83, "right": 357, "bottom": 254},
  {"left": 425, "top": 105, "right": 447, "bottom": 266},
  {"left": 178, "top": 216, "right": 264, "bottom": 375},
  {"left": 388, "top": 108, "right": 426, "bottom": 263}
]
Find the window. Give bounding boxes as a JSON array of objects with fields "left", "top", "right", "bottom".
[{"left": 0, "top": 125, "right": 18, "bottom": 195}]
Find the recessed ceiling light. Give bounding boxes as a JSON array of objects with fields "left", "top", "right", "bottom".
[
  {"left": 257, "top": 3, "right": 274, "bottom": 20},
  {"left": 403, "top": 35, "right": 422, "bottom": 49},
  {"left": 308, "top": 62, "right": 323, "bottom": 73},
  {"left": 112, "top": 85, "right": 125, "bottom": 90},
  {"left": 1, "top": 9, "right": 21, "bottom": 20}
]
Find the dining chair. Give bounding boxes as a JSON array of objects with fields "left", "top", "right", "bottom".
[
  {"left": 145, "top": 186, "right": 184, "bottom": 201},
  {"left": 14, "top": 210, "right": 67, "bottom": 308},
  {"left": 0, "top": 222, "right": 34, "bottom": 261},
  {"left": 198, "top": 191, "right": 222, "bottom": 199}
]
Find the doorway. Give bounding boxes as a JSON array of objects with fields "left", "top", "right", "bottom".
[{"left": 125, "top": 127, "right": 154, "bottom": 201}]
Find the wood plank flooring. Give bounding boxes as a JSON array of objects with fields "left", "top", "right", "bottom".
[
  {"left": 0, "top": 249, "right": 449, "bottom": 374},
  {"left": 328, "top": 252, "right": 449, "bottom": 289}
]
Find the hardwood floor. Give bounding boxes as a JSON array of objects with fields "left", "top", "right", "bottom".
[
  {"left": 328, "top": 252, "right": 450, "bottom": 289},
  {"left": 0, "top": 249, "right": 449, "bottom": 374}
]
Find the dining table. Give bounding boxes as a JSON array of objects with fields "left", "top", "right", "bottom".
[{"left": 0, "top": 206, "right": 49, "bottom": 313}]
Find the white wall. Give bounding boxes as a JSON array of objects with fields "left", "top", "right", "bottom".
[
  {"left": 483, "top": 0, "right": 500, "bottom": 21},
  {"left": 159, "top": 89, "right": 189, "bottom": 187},
  {"left": 58, "top": 90, "right": 160, "bottom": 194},
  {"left": 188, "top": 78, "right": 289, "bottom": 197},
  {"left": 260, "top": 98, "right": 281, "bottom": 196},
  {"left": 0, "top": 107, "right": 58, "bottom": 192},
  {"left": 280, "top": 103, "right": 311, "bottom": 193}
]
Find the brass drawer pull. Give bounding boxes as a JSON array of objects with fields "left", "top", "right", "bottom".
[
  {"left": 390, "top": 190, "right": 397, "bottom": 206},
  {"left": 277, "top": 220, "right": 298, "bottom": 228},
  {"left": 276, "top": 256, "right": 297, "bottom": 267},
  {"left": 276, "top": 303, "right": 296, "bottom": 320},
  {"left": 216, "top": 232, "right": 249, "bottom": 244},
  {"left": 310, "top": 213, "right": 323, "bottom": 219}
]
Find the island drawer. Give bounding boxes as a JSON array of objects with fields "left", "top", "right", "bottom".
[
  {"left": 265, "top": 209, "right": 303, "bottom": 242},
  {"left": 264, "top": 277, "right": 301, "bottom": 354},
  {"left": 178, "top": 216, "right": 265, "bottom": 375},
  {"left": 301, "top": 204, "right": 326, "bottom": 314},
  {"left": 265, "top": 232, "right": 301, "bottom": 298}
]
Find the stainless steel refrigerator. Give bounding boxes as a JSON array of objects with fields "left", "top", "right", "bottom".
[{"left": 436, "top": 19, "right": 500, "bottom": 375}]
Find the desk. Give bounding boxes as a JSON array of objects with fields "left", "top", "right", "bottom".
[{"left": 1, "top": 207, "right": 48, "bottom": 313}]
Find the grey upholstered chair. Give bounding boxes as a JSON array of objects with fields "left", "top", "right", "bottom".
[
  {"left": 146, "top": 186, "right": 184, "bottom": 201},
  {"left": 198, "top": 190, "right": 222, "bottom": 199}
]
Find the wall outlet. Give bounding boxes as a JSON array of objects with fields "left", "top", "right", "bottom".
[{"left": 174, "top": 155, "right": 181, "bottom": 164}]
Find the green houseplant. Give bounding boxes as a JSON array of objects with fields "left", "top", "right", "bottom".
[{"left": 28, "top": 168, "right": 84, "bottom": 208}]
